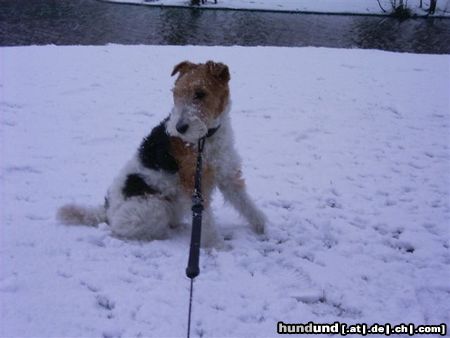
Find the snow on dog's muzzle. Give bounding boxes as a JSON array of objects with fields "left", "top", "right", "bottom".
[{"left": 167, "top": 108, "right": 208, "bottom": 143}]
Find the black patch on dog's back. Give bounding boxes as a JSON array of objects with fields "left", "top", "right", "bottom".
[
  {"left": 138, "top": 120, "right": 178, "bottom": 174},
  {"left": 122, "top": 174, "right": 159, "bottom": 199}
]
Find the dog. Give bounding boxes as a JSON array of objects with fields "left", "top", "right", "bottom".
[{"left": 57, "top": 60, "right": 267, "bottom": 248}]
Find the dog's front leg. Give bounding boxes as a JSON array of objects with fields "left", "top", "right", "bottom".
[
  {"left": 218, "top": 170, "right": 267, "bottom": 234},
  {"left": 201, "top": 207, "right": 224, "bottom": 248}
]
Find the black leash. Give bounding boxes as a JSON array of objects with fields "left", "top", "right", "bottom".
[{"left": 186, "top": 136, "right": 206, "bottom": 338}]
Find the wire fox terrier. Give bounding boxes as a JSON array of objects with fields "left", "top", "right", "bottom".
[{"left": 57, "top": 60, "right": 267, "bottom": 248}]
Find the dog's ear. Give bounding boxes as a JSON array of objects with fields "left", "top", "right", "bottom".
[
  {"left": 171, "top": 61, "right": 195, "bottom": 77},
  {"left": 206, "top": 61, "right": 230, "bottom": 83}
]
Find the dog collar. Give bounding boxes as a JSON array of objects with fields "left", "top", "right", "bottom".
[{"left": 206, "top": 125, "right": 220, "bottom": 138}]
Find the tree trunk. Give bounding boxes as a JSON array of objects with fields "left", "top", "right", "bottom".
[{"left": 429, "top": 0, "right": 437, "bottom": 14}]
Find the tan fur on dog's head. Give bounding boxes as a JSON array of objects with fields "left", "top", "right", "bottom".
[
  {"left": 172, "top": 60, "right": 230, "bottom": 119},
  {"left": 167, "top": 60, "right": 231, "bottom": 143}
]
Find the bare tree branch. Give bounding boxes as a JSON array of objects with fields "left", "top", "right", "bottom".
[{"left": 376, "top": 0, "right": 388, "bottom": 12}]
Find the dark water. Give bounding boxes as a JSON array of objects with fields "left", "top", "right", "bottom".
[{"left": 1, "top": 0, "right": 449, "bottom": 53}]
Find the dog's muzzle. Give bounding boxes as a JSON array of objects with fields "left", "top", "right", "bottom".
[{"left": 167, "top": 106, "right": 209, "bottom": 143}]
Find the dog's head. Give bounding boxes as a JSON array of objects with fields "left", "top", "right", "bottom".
[{"left": 167, "top": 60, "right": 230, "bottom": 143}]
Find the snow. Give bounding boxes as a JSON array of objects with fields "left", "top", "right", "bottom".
[
  {"left": 1, "top": 45, "right": 449, "bottom": 337},
  {"left": 102, "top": 0, "right": 450, "bottom": 16}
]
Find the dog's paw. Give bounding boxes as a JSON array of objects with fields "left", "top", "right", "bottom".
[{"left": 250, "top": 210, "right": 267, "bottom": 235}]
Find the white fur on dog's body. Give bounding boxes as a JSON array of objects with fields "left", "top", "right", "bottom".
[{"left": 105, "top": 156, "right": 179, "bottom": 240}]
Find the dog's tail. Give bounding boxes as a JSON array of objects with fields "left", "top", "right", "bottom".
[{"left": 56, "top": 203, "right": 107, "bottom": 226}]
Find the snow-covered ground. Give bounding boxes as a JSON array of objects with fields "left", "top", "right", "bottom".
[
  {"left": 1, "top": 45, "right": 449, "bottom": 337},
  {"left": 102, "top": 0, "right": 450, "bottom": 16}
]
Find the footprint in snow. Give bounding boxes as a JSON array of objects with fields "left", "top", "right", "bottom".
[
  {"left": 5, "top": 165, "right": 41, "bottom": 174},
  {"left": 0, "top": 119, "right": 16, "bottom": 127},
  {"left": 0, "top": 276, "right": 19, "bottom": 293},
  {"left": 80, "top": 280, "right": 101, "bottom": 293},
  {"left": 96, "top": 294, "right": 116, "bottom": 311},
  {"left": 57, "top": 270, "right": 73, "bottom": 279},
  {"left": 102, "top": 330, "right": 122, "bottom": 338},
  {"left": 325, "top": 197, "right": 342, "bottom": 209},
  {"left": 422, "top": 223, "right": 440, "bottom": 236},
  {"left": 386, "top": 239, "right": 415, "bottom": 254},
  {"left": 373, "top": 223, "right": 389, "bottom": 236},
  {"left": 391, "top": 228, "right": 404, "bottom": 239},
  {"left": 0, "top": 101, "right": 23, "bottom": 109}
]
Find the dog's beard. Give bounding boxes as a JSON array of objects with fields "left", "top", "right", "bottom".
[{"left": 166, "top": 107, "right": 208, "bottom": 144}]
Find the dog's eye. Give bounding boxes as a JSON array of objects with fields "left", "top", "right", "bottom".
[{"left": 194, "top": 90, "right": 206, "bottom": 100}]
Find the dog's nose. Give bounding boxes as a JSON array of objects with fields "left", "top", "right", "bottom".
[{"left": 176, "top": 121, "right": 189, "bottom": 134}]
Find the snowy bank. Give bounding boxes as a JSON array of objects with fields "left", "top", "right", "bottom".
[
  {"left": 1, "top": 45, "right": 449, "bottom": 337},
  {"left": 101, "top": 0, "right": 450, "bottom": 16}
]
